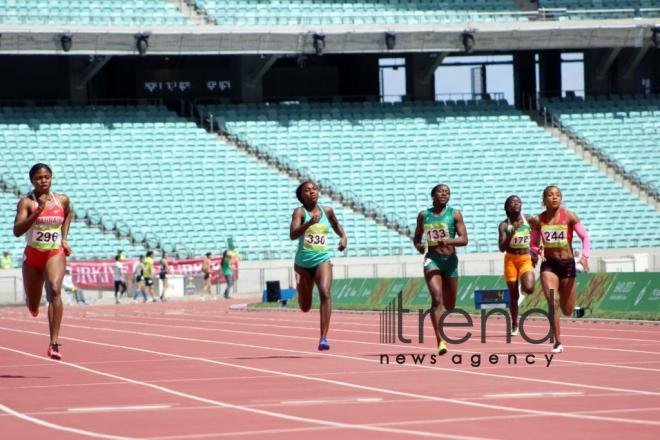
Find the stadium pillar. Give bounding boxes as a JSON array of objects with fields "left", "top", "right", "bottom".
[
  {"left": 585, "top": 49, "right": 616, "bottom": 96},
  {"left": 586, "top": 48, "right": 660, "bottom": 95},
  {"left": 68, "top": 57, "right": 91, "bottom": 104},
  {"left": 538, "top": 50, "right": 561, "bottom": 99},
  {"left": 238, "top": 56, "right": 265, "bottom": 103},
  {"left": 405, "top": 54, "right": 439, "bottom": 101},
  {"left": 654, "top": 50, "right": 660, "bottom": 92},
  {"left": 513, "top": 51, "right": 536, "bottom": 110}
]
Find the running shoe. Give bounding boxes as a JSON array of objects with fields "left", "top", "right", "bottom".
[
  {"left": 318, "top": 337, "right": 330, "bottom": 351},
  {"left": 438, "top": 340, "right": 448, "bottom": 356},
  {"left": 511, "top": 324, "right": 519, "bottom": 336},
  {"left": 47, "top": 342, "right": 62, "bottom": 360},
  {"left": 552, "top": 342, "right": 564, "bottom": 354}
]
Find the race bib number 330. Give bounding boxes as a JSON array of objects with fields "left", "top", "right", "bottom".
[{"left": 303, "top": 224, "right": 328, "bottom": 251}]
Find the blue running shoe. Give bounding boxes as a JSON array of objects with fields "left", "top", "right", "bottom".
[{"left": 318, "top": 337, "right": 330, "bottom": 351}]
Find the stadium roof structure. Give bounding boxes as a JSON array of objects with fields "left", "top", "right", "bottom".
[{"left": 0, "top": 19, "right": 658, "bottom": 56}]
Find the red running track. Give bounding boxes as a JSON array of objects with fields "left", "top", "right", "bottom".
[{"left": 1, "top": 299, "right": 659, "bottom": 439}]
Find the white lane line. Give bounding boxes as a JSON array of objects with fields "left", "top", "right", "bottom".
[
  {"left": 49, "top": 314, "right": 660, "bottom": 375},
  {"left": 482, "top": 392, "right": 584, "bottom": 399},
  {"left": 1, "top": 326, "right": 659, "bottom": 427},
  {"left": 173, "top": 309, "right": 660, "bottom": 334},
  {"left": 104, "top": 311, "right": 660, "bottom": 344},
  {"left": 100, "top": 312, "right": 660, "bottom": 356},
  {"left": 147, "top": 405, "right": 660, "bottom": 440},
  {"left": 0, "top": 346, "right": 488, "bottom": 440},
  {"left": 7, "top": 318, "right": 660, "bottom": 398},
  {"left": 67, "top": 404, "right": 172, "bottom": 413},
  {"left": 0, "top": 402, "right": 138, "bottom": 440},
  {"left": 280, "top": 397, "right": 384, "bottom": 406}
]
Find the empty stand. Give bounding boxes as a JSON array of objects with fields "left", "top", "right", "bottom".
[
  {"left": 544, "top": 94, "right": 660, "bottom": 192},
  {"left": 0, "top": 105, "right": 410, "bottom": 260},
  {"left": 194, "top": 0, "right": 530, "bottom": 25},
  {"left": 0, "top": 0, "right": 190, "bottom": 25},
  {"left": 202, "top": 99, "right": 660, "bottom": 252}
]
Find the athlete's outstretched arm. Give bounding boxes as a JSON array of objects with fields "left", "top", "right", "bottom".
[
  {"left": 13, "top": 198, "right": 42, "bottom": 237},
  {"left": 60, "top": 194, "right": 73, "bottom": 256},
  {"left": 412, "top": 211, "right": 426, "bottom": 254},
  {"left": 325, "top": 206, "right": 347, "bottom": 251}
]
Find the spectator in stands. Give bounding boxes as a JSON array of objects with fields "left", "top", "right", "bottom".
[
  {"left": 530, "top": 185, "right": 591, "bottom": 354},
  {"left": 143, "top": 250, "right": 157, "bottom": 302},
  {"left": 113, "top": 255, "right": 127, "bottom": 304},
  {"left": 1, "top": 251, "right": 11, "bottom": 269},
  {"left": 498, "top": 195, "right": 538, "bottom": 337},
  {"left": 62, "top": 267, "right": 86, "bottom": 305},
  {"left": 290, "top": 181, "right": 347, "bottom": 351},
  {"left": 228, "top": 248, "right": 240, "bottom": 285},
  {"left": 159, "top": 251, "right": 170, "bottom": 301},
  {"left": 132, "top": 255, "right": 148, "bottom": 303},
  {"left": 13, "top": 163, "right": 73, "bottom": 360},
  {"left": 202, "top": 252, "right": 213, "bottom": 295},
  {"left": 413, "top": 184, "right": 468, "bottom": 356},
  {"left": 220, "top": 250, "right": 233, "bottom": 299}
]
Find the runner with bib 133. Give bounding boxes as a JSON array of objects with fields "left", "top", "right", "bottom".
[{"left": 413, "top": 184, "right": 468, "bottom": 355}]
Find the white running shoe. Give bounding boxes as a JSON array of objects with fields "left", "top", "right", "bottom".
[{"left": 552, "top": 342, "right": 564, "bottom": 354}]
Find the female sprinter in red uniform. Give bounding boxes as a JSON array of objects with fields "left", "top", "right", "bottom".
[
  {"left": 531, "top": 185, "right": 590, "bottom": 354},
  {"left": 13, "top": 164, "right": 73, "bottom": 360}
]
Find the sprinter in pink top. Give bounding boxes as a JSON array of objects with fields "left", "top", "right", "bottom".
[{"left": 531, "top": 185, "right": 590, "bottom": 354}]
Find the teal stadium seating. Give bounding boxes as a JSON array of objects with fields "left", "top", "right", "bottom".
[
  {"left": 193, "top": 0, "right": 530, "bottom": 25},
  {"left": 544, "top": 95, "right": 660, "bottom": 193},
  {"left": 201, "top": 99, "right": 660, "bottom": 253},
  {"left": 0, "top": 105, "right": 410, "bottom": 261},
  {"left": 540, "top": 0, "right": 660, "bottom": 19},
  {"left": 0, "top": 0, "right": 190, "bottom": 25}
]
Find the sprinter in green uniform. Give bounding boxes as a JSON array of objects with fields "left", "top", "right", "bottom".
[
  {"left": 290, "top": 181, "right": 347, "bottom": 351},
  {"left": 413, "top": 184, "right": 468, "bottom": 355}
]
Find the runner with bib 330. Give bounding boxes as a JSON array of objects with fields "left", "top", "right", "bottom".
[
  {"left": 530, "top": 185, "right": 591, "bottom": 354},
  {"left": 413, "top": 184, "right": 468, "bottom": 355},
  {"left": 290, "top": 181, "right": 347, "bottom": 351}
]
